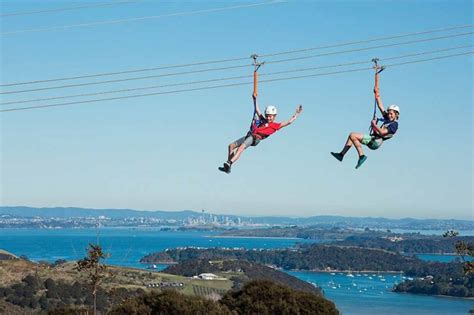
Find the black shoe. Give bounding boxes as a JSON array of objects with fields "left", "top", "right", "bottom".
[
  {"left": 331, "top": 152, "right": 343, "bottom": 162},
  {"left": 218, "top": 162, "right": 231, "bottom": 174}
]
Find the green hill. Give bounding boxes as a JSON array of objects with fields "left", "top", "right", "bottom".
[
  {"left": 0, "top": 256, "right": 335, "bottom": 313},
  {"left": 109, "top": 280, "right": 339, "bottom": 315}
]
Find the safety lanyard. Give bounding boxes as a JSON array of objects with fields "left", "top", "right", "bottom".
[
  {"left": 250, "top": 54, "right": 265, "bottom": 132},
  {"left": 369, "top": 58, "right": 385, "bottom": 135}
]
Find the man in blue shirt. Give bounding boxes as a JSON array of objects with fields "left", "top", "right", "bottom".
[{"left": 331, "top": 70, "right": 400, "bottom": 169}]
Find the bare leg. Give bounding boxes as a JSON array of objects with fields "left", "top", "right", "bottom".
[
  {"left": 227, "top": 142, "right": 236, "bottom": 161},
  {"left": 230, "top": 144, "right": 246, "bottom": 165},
  {"left": 220, "top": 139, "right": 245, "bottom": 174},
  {"left": 349, "top": 132, "right": 365, "bottom": 157},
  {"left": 332, "top": 132, "right": 367, "bottom": 168},
  {"left": 339, "top": 132, "right": 365, "bottom": 157}
]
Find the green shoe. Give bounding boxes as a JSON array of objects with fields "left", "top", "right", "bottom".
[{"left": 355, "top": 155, "right": 367, "bottom": 169}]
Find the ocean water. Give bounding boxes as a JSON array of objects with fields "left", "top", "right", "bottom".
[
  {"left": 0, "top": 228, "right": 314, "bottom": 268},
  {"left": 289, "top": 271, "right": 473, "bottom": 315},
  {"left": 417, "top": 254, "right": 472, "bottom": 263},
  {"left": 0, "top": 228, "right": 472, "bottom": 314}
]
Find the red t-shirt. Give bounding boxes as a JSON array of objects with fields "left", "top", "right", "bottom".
[{"left": 252, "top": 122, "right": 282, "bottom": 139}]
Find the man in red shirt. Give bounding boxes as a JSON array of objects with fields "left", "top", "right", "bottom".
[{"left": 218, "top": 93, "right": 303, "bottom": 174}]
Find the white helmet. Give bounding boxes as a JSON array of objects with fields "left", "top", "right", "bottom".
[
  {"left": 265, "top": 105, "right": 277, "bottom": 115},
  {"left": 387, "top": 104, "right": 400, "bottom": 114}
]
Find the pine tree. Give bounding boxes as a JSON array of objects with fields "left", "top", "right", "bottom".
[{"left": 76, "top": 244, "right": 109, "bottom": 315}]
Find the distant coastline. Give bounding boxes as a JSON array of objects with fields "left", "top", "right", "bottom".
[{"left": 1, "top": 206, "right": 473, "bottom": 232}]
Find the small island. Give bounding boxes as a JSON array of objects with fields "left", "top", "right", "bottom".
[{"left": 141, "top": 244, "right": 473, "bottom": 298}]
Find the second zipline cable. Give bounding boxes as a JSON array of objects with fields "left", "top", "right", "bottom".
[
  {"left": 1, "top": 24, "right": 472, "bottom": 87},
  {"left": 1, "top": 51, "right": 471, "bottom": 113},
  {"left": 2, "top": 31, "right": 472, "bottom": 95},
  {"left": 2, "top": 45, "right": 471, "bottom": 106}
]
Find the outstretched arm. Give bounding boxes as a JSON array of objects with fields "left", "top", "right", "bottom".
[
  {"left": 280, "top": 105, "right": 303, "bottom": 128},
  {"left": 253, "top": 71, "right": 263, "bottom": 117},
  {"left": 374, "top": 70, "right": 386, "bottom": 114}
]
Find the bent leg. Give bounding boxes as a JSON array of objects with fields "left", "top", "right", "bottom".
[
  {"left": 230, "top": 135, "right": 254, "bottom": 165},
  {"left": 340, "top": 133, "right": 354, "bottom": 156},
  {"left": 230, "top": 143, "right": 247, "bottom": 165},
  {"left": 227, "top": 136, "right": 246, "bottom": 161},
  {"left": 338, "top": 132, "right": 364, "bottom": 156},
  {"left": 349, "top": 132, "right": 365, "bottom": 157},
  {"left": 228, "top": 142, "right": 237, "bottom": 161}
]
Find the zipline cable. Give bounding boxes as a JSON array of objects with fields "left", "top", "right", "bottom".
[
  {"left": 0, "top": 60, "right": 251, "bottom": 88},
  {"left": 0, "top": 64, "right": 251, "bottom": 94},
  {"left": 0, "top": 1, "right": 141, "bottom": 18},
  {"left": 260, "top": 24, "right": 473, "bottom": 58},
  {"left": 1, "top": 51, "right": 471, "bottom": 113},
  {"left": 1, "top": 24, "right": 472, "bottom": 87},
  {"left": 2, "top": 45, "right": 470, "bottom": 106},
  {"left": 264, "top": 32, "right": 473, "bottom": 65},
  {"left": 2, "top": 32, "right": 471, "bottom": 95},
  {"left": 1, "top": 1, "right": 283, "bottom": 35}
]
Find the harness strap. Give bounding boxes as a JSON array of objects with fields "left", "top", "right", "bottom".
[
  {"left": 250, "top": 54, "right": 265, "bottom": 133},
  {"left": 372, "top": 119, "right": 395, "bottom": 141},
  {"left": 253, "top": 71, "right": 258, "bottom": 98},
  {"left": 369, "top": 58, "right": 385, "bottom": 134}
]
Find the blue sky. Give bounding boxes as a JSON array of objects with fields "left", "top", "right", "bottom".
[{"left": 1, "top": 1, "right": 472, "bottom": 219}]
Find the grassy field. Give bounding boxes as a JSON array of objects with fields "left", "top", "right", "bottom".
[
  {"left": 0, "top": 258, "right": 233, "bottom": 296},
  {"left": 0, "top": 258, "right": 236, "bottom": 313}
]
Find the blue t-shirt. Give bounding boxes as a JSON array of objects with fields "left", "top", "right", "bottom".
[{"left": 381, "top": 111, "right": 398, "bottom": 135}]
